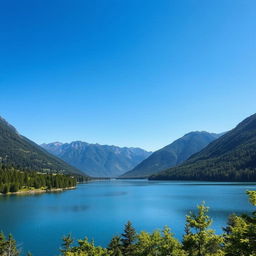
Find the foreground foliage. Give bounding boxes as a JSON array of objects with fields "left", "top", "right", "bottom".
[
  {"left": 0, "top": 232, "right": 19, "bottom": 256},
  {"left": 59, "top": 190, "right": 256, "bottom": 256},
  {"left": 2, "top": 191, "right": 256, "bottom": 256}
]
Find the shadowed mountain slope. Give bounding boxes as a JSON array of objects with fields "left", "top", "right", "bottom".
[
  {"left": 0, "top": 116, "right": 85, "bottom": 176},
  {"left": 150, "top": 113, "right": 256, "bottom": 181},
  {"left": 121, "top": 131, "right": 221, "bottom": 178}
]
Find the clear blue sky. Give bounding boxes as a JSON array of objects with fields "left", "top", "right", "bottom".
[{"left": 0, "top": 0, "right": 255, "bottom": 151}]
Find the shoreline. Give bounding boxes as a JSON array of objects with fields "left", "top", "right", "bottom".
[{"left": 0, "top": 186, "right": 76, "bottom": 196}]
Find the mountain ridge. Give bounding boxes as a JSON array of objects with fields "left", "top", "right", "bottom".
[
  {"left": 120, "top": 131, "right": 221, "bottom": 178},
  {"left": 0, "top": 116, "right": 86, "bottom": 176},
  {"left": 41, "top": 141, "right": 151, "bottom": 177},
  {"left": 150, "top": 113, "right": 256, "bottom": 181}
]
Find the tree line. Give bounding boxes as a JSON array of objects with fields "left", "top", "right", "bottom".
[
  {"left": 150, "top": 136, "right": 256, "bottom": 182},
  {"left": 0, "top": 165, "right": 77, "bottom": 194},
  {"left": 1, "top": 191, "right": 256, "bottom": 256}
]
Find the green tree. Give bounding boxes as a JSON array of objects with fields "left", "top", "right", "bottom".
[
  {"left": 10, "top": 183, "right": 19, "bottom": 193},
  {"left": 2, "top": 183, "right": 10, "bottom": 194},
  {"left": 183, "top": 203, "right": 224, "bottom": 256},
  {"left": 247, "top": 190, "right": 256, "bottom": 206},
  {"left": 160, "top": 227, "right": 187, "bottom": 256},
  {"left": 61, "top": 234, "right": 74, "bottom": 254},
  {"left": 121, "top": 221, "right": 137, "bottom": 256},
  {"left": 223, "top": 190, "right": 256, "bottom": 256},
  {"left": 135, "top": 230, "right": 162, "bottom": 256},
  {"left": 70, "top": 237, "right": 107, "bottom": 256},
  {"left": 136, "top": 227, "right": 187, "bottom": 256},
  {"left": 0, "top": 231, "right": 6, "bottom": 255},
  {"left": 108, "top": 236, "right": 123, "bottom": 256},
  {"left": 0, "top": 234, "right": 20, "bottom": 256}
]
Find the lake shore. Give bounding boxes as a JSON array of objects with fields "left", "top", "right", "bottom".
[{"left": 0, "top": 186, "right": 76, "bottom": 196}]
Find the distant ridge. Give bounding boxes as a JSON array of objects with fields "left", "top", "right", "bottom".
[
  {"left": 120, "top": 131, "right": 221, "bottom": 178},
  {"left": 150, "top": 113, "right": 256, "bottom": 181},
  {"left": 41, "top": 141, "right": 151, "bottom": 177},
  {"left": 0, "top": 116, "right": 86, "bottom": 176}
]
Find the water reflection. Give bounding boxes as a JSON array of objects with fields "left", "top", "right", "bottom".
[{"left": 48, "top": 205, "right": 89, "bottom": 212}]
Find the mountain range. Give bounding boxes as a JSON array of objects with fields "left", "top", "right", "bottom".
[
  {"left": 150, "top": 113, "right": 256, "bottom": 181},
  {"left": 2, "top": 112, "right": 256, "bottom": 182},
  {"left": 41, "top": 142, "right": 151, "bottom": 177},
  {"left": 0, "top": 116, "right": 85, "bottom": 176},
  {"left": 121, "top": 131, "right": 222, "bottom": 178}
]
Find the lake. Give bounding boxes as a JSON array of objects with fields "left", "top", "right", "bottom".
[{"left": 0, "top": 179, "right": 255, "bottom": 256}]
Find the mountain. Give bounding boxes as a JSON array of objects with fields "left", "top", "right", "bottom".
[
  {"left": 0, "top": 116, "right": 85, "bottom": 176},
  {"left": 150, "top": 113, "right": 256, "bottom": 181},
  {"left": 41, "top": 141, "right": 151, "bottom": 177},
  {"left": 120, "top": 131, "right": 221, "bottom": 178}
]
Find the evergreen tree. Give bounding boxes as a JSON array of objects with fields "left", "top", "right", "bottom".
[
  {"left": 183, "top": 202, "right": 224, "bottom": 256},
  {"left": 10, "top": 183, "right": 19, "bottom": 193},
  {"left": 0, "top": 233, "right": 20, "bottom": 256},
  {"left": 0, "top": 231, "right": 6, "bottom": 255},
  {"left": 223, "top": 191, "right": 256, "bottom": 256},
  {"left": 61, "top": 234, "right": 74, "bottom": 253},
  {"left": 136, "top": 227, "right": 187, "bottom": 256},
  {"left": 108, "top": 236, "right": 123, "bottom": 256},
  {"left": 247, "top": 190, "right": 256, "bottom": 206},
  {"left": 65, "top": 237, "right": 107, "bottom": 256},
  {"left": 121, "top": 221, "right": 137, "bottom": 256},
  {"left": 2, "top": 183, "right": 10, "bottom": 194}
]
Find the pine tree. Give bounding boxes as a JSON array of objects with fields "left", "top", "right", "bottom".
[
  {"left": 3, "top": 183, "right": 10, "bottom": 194},
  {"left": 183, "top": 202, "right": 223, "bottom": 256},
  {"left": 121, "top": 221, "right": 137, "bottom": 256},
  {"left": 223, "top": 191, "right": 256, "bottom": 256},
  {"left": 61, "top": 234, "right": 74, "bottom": 253},
  {"left": 108, "top": 236, "right": 123, "bottom": 256},
  {"left": 5, "top": 234, "right": 19, "bottom": 256},
  {"left": 0, "top": 231, "right": 6, "bottom": 255}
]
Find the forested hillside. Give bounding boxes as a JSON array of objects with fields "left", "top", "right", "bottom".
[
  {"left": 150, "top": 113, "right": 256, "bottom": 181},
  {"left": 121, "top": 131, "right": 221, "bottom": 178},
  {"left": 0, "top": 116, "right": 86, "bottom": 176}
]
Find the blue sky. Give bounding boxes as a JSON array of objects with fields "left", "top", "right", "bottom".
[{"left": 0, "top": 0, "right": 255, "bottom": 151}]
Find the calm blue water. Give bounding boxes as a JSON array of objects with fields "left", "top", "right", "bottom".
[{"left": 0, "top": 180, "right": 255, "bottom": 256}]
